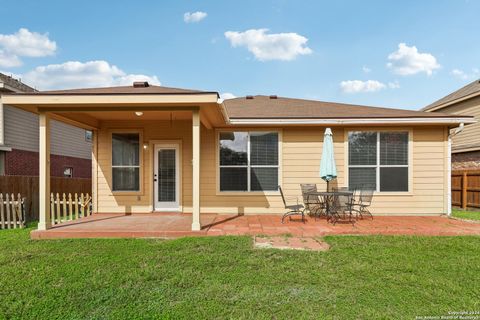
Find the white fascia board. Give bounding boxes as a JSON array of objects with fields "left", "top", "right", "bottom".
[{"left": 228, "top": 117, "right": 477, "bottom": 125}]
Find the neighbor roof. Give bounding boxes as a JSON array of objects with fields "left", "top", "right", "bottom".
[
  {"left": 0, "top": 72, "right": 36, "bottom": 93},
  {"left": 15, "top": 84, "right": 216, "bottom": 95},
  {"left": 423, "top": 79, "right": 480, "bottom": 111},
  {"left": 224, "top": 95, "right": 464, "bottom": 119}
]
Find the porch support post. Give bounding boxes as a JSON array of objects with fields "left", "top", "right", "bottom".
[
  {"left": 38, "top": 112, "right": 51, "bottom": 230},
  {"left": 192, "top": 109, "right": 201, "bottom": 231}
]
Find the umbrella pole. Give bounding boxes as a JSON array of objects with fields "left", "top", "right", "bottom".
[{"left": 327, "top": 181, "right": 329, "bottom": 192}]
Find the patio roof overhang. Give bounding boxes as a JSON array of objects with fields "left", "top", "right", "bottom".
[{"left": 0, "top": 93, "right": 229, "bottom": 130}]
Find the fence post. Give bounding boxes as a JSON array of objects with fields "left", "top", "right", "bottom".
[
  {"left": 11, "top": 194, "right": 17, "bottom": 229},
  {"left": 6, "top": 193, "right": 10, "bottom": 229},
  {"left": 462, "top": 171, "right": 468, "bottom": 209},
  {"left": 50, "top": 193, "right": 55, "bottom": 225},
  {"left": 0, "top": 194, "right": 4, "bottom": 229}
]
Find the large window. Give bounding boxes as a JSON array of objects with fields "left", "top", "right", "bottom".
[
  {"left": 112, "top": 133, "right": 140, "bottom": 191},
  {"left": 348, "top": 131, "right": 409, "bottom": 192},
  {"left": 219, "top": 131, "right": 279, "bottom": 192}
]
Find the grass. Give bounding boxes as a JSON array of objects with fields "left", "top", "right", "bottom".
[
  {"left": 0, "top": 227, "right": 479, "bottom": 319},
  {"left": 452, "top": 208, "right": 480, "bottom": 221}
]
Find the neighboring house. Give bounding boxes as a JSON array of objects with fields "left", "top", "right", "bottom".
[
  {"left": 423, "top": 79, "right": 480, "bottom": 170},
  {"left": 2, "top": 82, "right": 474, "bottom": 231},
  {"left": 0, "top": 73, "right": 92, "bottom": 178}
]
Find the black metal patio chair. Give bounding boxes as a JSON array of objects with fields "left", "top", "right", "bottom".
[
  {"left": 330, "top": 191, "right": 355, "bottom": 225},
  {"left": 279, "top": 185, "right": 305, "bottom": 223},
  {"left": 352, "top": 188, "right": 375, "bottom": 220},
  {"left": 300, "top": 184, "right": 326, "bottom": 219}
]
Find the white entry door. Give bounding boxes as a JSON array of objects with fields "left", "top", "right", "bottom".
[{"left": 154, "top": 144, "right": 180, "bottom": 211}]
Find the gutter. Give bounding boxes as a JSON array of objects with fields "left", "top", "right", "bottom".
[{"left": 228, "top": 117, "right": 476, "bottom": 125}]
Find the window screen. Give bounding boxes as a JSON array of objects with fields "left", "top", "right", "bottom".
[
  {"left": 348, "top": 131, "right": 408, "bottom": 192},
  {"left": 219, "top": 132, "right": 279, "bottom": 192},
  {"left": 112, "top": 133, "right": 140, "bottom": 191}
]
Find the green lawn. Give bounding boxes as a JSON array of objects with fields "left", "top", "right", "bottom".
[
  {"left": 1, "top": 227, "right": 479, "bottom": 319},
  {"left": 452, "top": 208, "right": 480, "bottom": 221}
]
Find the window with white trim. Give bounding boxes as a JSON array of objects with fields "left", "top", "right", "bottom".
[
  {"left": 219, "top": 131, "right": 279, "bottom": 192},
  {"left": 348, "top": 131, "right": 409, "bottom": 192},
  {"left": 112, "top": 133, "right": 140, "bottom": 191}
]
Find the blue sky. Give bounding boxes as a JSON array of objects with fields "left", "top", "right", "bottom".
[{"left": 0, "top": 0, "right": 479, "bottom": 110}]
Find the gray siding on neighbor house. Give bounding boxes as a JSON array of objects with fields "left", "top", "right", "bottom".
[{"left": 4, "top": 105, "right": 92, "bottom": 159}]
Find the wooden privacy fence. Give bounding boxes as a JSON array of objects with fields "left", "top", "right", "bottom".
[
  {"left": 0, "top": 193, "right": 25, "bottom": 229},
  {"left": 452, "top": 170, "right": 480, "bottom": 209},
  {"left": 51, "top": 193, "right": 92, "bottom": 225},
  {"left": 0, "top": 176, "right": 91, "bottom": 221}
]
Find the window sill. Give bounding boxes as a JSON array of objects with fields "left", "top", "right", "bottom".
[
  {"left": 373, "top": 191, "right": 413, "bottom": 196},
  {"left": 112, "top": 190, "right": 143, "bottom": 196},
  {"left": 216, "top": 191, "right": 280, "bottom": 196}
]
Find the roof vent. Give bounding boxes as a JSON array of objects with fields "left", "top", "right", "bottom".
[
  {"left": 269, "top": 95, "right": 277, "bottom": 99},
  {"left": 246, "top": 95, "right": 254, "bottom": 99},
  {"left": 133, "top": 81, "right": 149, "bottom": 88}
]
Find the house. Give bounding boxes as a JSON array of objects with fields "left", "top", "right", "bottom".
[
  {"left": 0, "top": 73, "right": 92, "bottom": 178},
  {"left": 422, "top": 79, "right": 480, "bottom": 170},
  {"left": 1, "top": 82, "right": 474, "bottom": 231}
]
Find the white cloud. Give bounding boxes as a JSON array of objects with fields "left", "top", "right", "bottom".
[
  {"left": 387, "top": 43, "right": 440, "bottom": 76},
  {"left": 21, "top": 60, "right": 160, "bottom": 90},
  {"left": 340, "top": 80, "right": 386, "bottom": 93},
  {"left": 0, "top": 28, "right": 56, "bottom": 67},
  {"left": 183, "top": 11, "right": 207, "bottom": 23},
  {"left": 224, "top": 28, "right": 312, "bottom": 61},
  {"left": 388, "top": 81, "right": 400, "bottom": 89},
  {"left": 220, "top": 92, "right": 236, "bottom": 100},
  {"left": 362, "top": 66, "right": 371, "bottom": 73},
  {"left": 0, "top": 50, "right": 21, "bottom": 67},
  {"left": 451, "top": 68, "right": 479, "bottom": 80}
]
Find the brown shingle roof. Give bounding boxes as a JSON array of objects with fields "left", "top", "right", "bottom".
[
  {"left": 224, "top": 95, "right": 462, "bottom": 119},
  {"left": 0, "top": 72, "right": 36, "bottom": 93},
  {"left": 16, "top": 84, "right": 216, "bottom": 95},
  {"left": 423, "top": 79, "right": 480, "bottom": 111}
]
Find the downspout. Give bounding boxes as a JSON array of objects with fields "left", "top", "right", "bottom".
[{"left": 447, "top": 123, "right": 464, "bottom": 216}]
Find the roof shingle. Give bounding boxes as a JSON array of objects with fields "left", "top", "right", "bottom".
[{"left": 224, "top": 95, "right": 461, "bottom": 119}]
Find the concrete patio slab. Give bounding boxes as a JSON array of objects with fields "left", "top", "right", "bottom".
[{"left": 30, "top": 213, "right": 480, "bottom": 239}]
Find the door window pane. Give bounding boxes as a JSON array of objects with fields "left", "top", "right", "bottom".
[
  {"left": 112, "top": 133, "right": 139, "bottom": 166},
  {"left": 380, "top": 167, "right": 408, "bottom": 191},
  {"left": 348, "top": 132, "right": 377, "bottom": 165},
  {"left": 112, "top": 167, "right": 140, "bottom": 191},
  {"left": 220, "top": 167, "right": 248, "bottom": 191},
  {"left": 349, "top": 167, "right": 376, "bottom": 190},
  {"left": 380, "top": 132, "right": 408, "bottom": 165},
  {"left": 220, "top": 132, "right": 248, "bottom": 165},
  {"left": 158, "top": 149, "right": 176, "bottom": 202},
  {"left": 250, "top": 132, "right": 278, "bottom": 165},
  {"left": 251, "top": 167, "right": 278, "bottom": 191}
]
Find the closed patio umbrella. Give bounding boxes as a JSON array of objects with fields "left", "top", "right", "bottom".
[{"left": 320, "top": 128, "right": 337, "bottom": 191}]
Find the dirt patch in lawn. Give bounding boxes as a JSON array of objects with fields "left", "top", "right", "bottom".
[{"left": 254, "top": 236, "right": 330, "bottom": 251}]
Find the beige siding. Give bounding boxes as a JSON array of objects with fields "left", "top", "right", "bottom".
[
  {"left": 3, "top": 105, "right": 92, "bottom": 159},
  {"left": 94, "top": 122, "right": 449, "bottom": 215},
  {"left": 434, "top": 95, "right": 480, "bottom": 152}
]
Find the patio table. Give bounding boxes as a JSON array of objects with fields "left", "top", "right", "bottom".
[{"left": 307, "top": 191, "right": 354, "bottom": 221}]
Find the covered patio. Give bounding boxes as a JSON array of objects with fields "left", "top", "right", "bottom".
[{"left": 30, "top": 213, "right": 480, "bottom": 239}]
